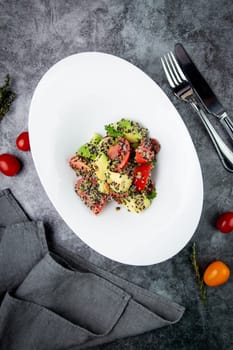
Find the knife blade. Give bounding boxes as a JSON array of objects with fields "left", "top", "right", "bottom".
[{"left": 174, "top": 43, "right": 233, "bottom": 141}]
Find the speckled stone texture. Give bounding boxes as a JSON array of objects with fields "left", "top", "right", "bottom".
[{"left": 0, "top": 1, "right": 233, "bottom": 349}]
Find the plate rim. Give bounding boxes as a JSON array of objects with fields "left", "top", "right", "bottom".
[{"left": 28, "top": 51, "right": 204, "bottom": 266}]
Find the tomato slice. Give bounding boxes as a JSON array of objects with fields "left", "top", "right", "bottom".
[
  {"left": 75, "top": 178, "right": 107, "bottom": 215},
  {"left": 133, "top": 164, "right": 152, "bottom": 191},
  {"left": 107, "top": 137, "right": 130, "bottom": 171},
  {"left": 135, "top": 138, "right": 155, "bottom": 164},
  {"left": 135, "top": 151, "right": 148, "bottom": 164}
]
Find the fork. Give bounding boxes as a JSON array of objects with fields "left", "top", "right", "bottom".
[{"left": 161, "top": 52, "right": 233, "bottom": 173}]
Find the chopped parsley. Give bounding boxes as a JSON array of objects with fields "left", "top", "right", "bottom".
[
  {"left": 147, "top": 189, "right": 156, "bottom": 200},
  {"left": 104, "top": 125, "right": 124, "bottom": 137}
]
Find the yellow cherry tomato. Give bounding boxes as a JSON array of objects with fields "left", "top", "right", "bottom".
[{"left": 203, "top": 261, "right": 230, "bottom": 287}]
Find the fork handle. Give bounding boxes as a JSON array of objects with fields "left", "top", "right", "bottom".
[
  {"left": 219, "top": 112, "right": 233, "bottom": 142},
  {"left": 191, "top": 102, "right": 233, "bottom": 173}
]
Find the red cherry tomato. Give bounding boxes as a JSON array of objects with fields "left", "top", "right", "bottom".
[
  {"left": 16, "top": 131, "right": 30, "bottom": 151},
  {"left": 107, "top": 137, "right": 130, "bottom": 171},
  {"left": 133, "top": 164, "right": 152, "bottom": 191},
  {"left": 135, "top": 138, "right": 155, "bottom": 164},
  {"left": 0, "top": 153, "right": 21, "bottom": 176},
  {"left": 150, "top": 138, "right": 161, "bottom": 153},
  {"left": 203, "top": 261, "right": 230, "bottom": 287},
  {"left": 216, "top": 212, "right": 233, "bottom": 233}
]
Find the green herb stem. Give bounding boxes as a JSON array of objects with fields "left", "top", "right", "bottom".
[
  {"left": 0, "top": 74, "right": 16, "bottom": 121},
  {"left": 191, "top": 242, "right": 207, "bottom": 304}
]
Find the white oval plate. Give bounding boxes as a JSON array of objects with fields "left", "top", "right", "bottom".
[{"left": 29, "top": 52, "right": 203, "bottom": 266}]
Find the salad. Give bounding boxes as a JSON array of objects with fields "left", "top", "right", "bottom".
[{"left": 69, "top": 119, "right": 160, "bottom": 214}]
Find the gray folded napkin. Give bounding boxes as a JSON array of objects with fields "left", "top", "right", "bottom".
[{"left": 0, "top": 189, "right": 185, "bottom": 350}]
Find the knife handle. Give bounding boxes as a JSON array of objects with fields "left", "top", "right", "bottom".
[
  {"left": 190, "top": 102, "right": 233, "bottom": 173},
  {"left": 219, "top": 113, "right": 233, "bottom": 142}
]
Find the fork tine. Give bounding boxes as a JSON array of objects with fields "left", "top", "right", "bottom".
[
  {"left": 167, "top": 52, "right": 186, "bottom": 85},
  {"left": 167, "top": 52, "right": 182, "bottom": 84},
  {"left": 163, "top": 53, "right": 181, "bottom": 86},
  {"left": 169, "top": 52, "right": 187, "bottom": 82},
  {"left": 161, "top": 56, "right": 175, "bottom": 88}
]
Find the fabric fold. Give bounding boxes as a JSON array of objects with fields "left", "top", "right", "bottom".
[
  {"left": 0, "top": 221, "right": 47, "bottom": 298},
  {"left": 51, "top": 242, "right": 184, "bottom": 324},
  {"left": 0, "top": 189, "right": 185, "bottom": 349},
  {"left": 16, "top": 253, "right": 131, "bottom": 335}
]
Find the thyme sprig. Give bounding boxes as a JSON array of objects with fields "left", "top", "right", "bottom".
[
  {"left": 191, "top": 242, "right": 207, "bottom": 304},
  {"left": 0, "top": 75, "right": 16, "bottom": 121}
]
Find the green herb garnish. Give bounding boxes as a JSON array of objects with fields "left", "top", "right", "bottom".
[
  {"left": 0, "top": 75, "right": 16, "bottom": 121},
  {"left": 191, "top": 242, "right": 207, "bottom": 304},
  {"left": 104, "top": 125, "right": 124, "bottom": 137},
  {"left": 147, "top": 189, "right": 156, "bottom": 200},
  {"left": 117, "top": 119, "right": 131, "bottom": 128}
]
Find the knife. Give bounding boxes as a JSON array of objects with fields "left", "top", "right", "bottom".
[{"left": 175, "top": 43, "right": 233, "bottom": 142}]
